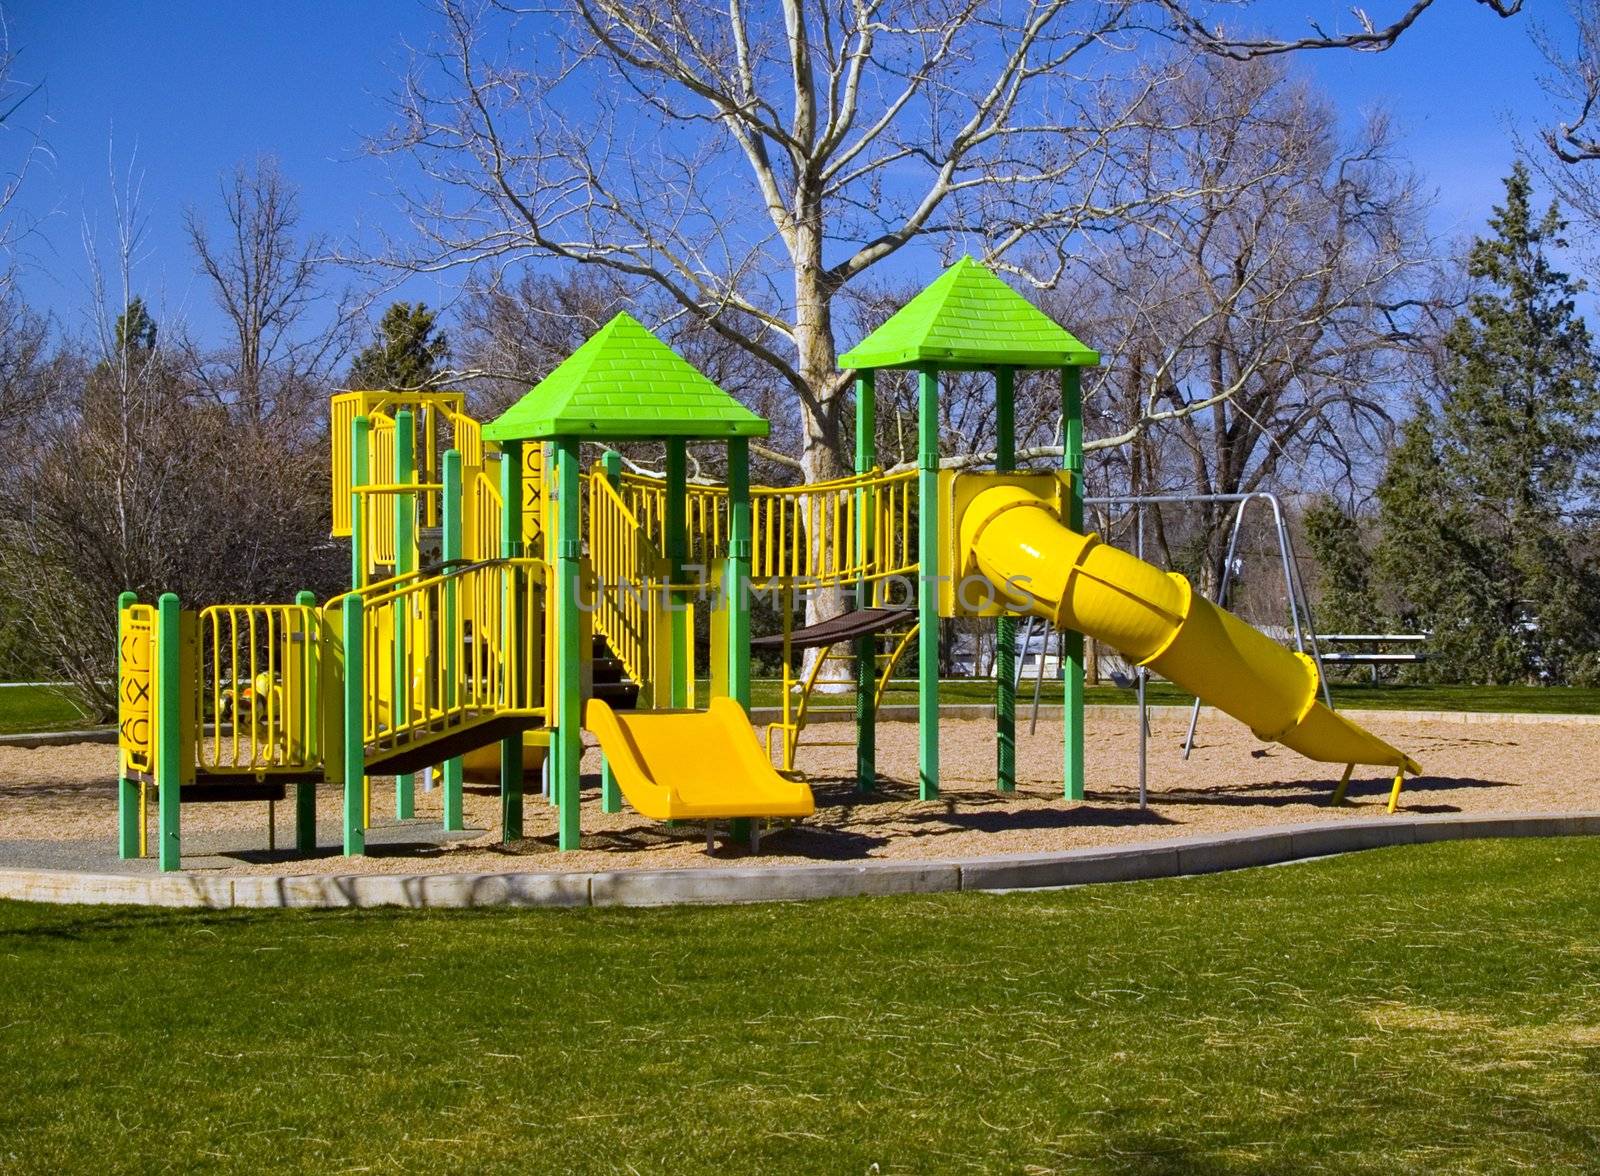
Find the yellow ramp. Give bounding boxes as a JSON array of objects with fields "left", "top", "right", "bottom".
[
  {"left": 586, "top": 697, "right": 816, "bottom": 822},
  {"left": 960, "top": 485, "right": 1420, "bottom": 798}
]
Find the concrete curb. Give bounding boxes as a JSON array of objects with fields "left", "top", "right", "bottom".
[
  {"left": 0, "top": 728, "right": 118, "bottom": 748},
  {"left": 1, "top": 812, "right": 1596, "bottom": 910}
]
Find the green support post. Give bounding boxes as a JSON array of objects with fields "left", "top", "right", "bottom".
[
  {"left": 499, "top": 441, "right": 525, "bottom": 842},
  {"left": 664, "top": 439, "right": 689, "bottom": 708},
  {"left": 295, "top": 590, "right": 318, "bottom": 853},
  {"left": 726, "top": 436, "right": 752, "bottom": 708},
  {"left": 441, "top": 449, "right": 465, "bottom": 832},
  {"left": 600, "top": 445, "right": 625, "bottom": 812},
  {"left": 995, "top": 366, "right": 1017, "bottom": 792},
  {"left": 600, "top": 445, "right": 625, "bottom": 819},
  {"left": 917, "top": 364, "right": 940, "bottom": 800},
  {"left": 393, "top": 410, "right": 416, "bottom": 821},
  {"left": 601, "top": 757, "right": 620, "bottom": 814},
  {"left": 350, "top": 415, "right": 371, "bottom": 589},
  {"left": 342, "top": 595, "right": 366, "bottom": 856},
  {"left": 116, "top": 590, "right": 140, "bottom": 859},
  {"left": 726, "top": 435, "right": 754, "bottom": 846},
  {"left": 554, "top": 437, "right": 583, "bottom": 850},
  {"left": 853, "top": 371, "right": 876, "bottom": 792},
  {"left": 155, "top": 592, "right": 182, "bottom": 872},
  {"left": 1062, "top": 366, "right": 1085, "bottom": 801}
]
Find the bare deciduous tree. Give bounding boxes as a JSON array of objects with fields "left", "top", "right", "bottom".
[
  {"left": 184, "top": 157, "right": 355, "bottom": 428},
  {"left": 379, "top": 0, "right": 1513, "bottom": 478},
  {"left": 1071, "top": 58, "right": 1433, "bottom": 592}
]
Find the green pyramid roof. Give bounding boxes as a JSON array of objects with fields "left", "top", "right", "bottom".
[
  {"left": 839, "top": 257, "right": 1098, "bottom": 371},
  {"left": 483, "top": 313, "right": 769, "bottom": 441}
]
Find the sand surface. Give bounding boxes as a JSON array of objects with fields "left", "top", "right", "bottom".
[{"left": 0, "top": 711, "right": 1594, "bottom": 875}]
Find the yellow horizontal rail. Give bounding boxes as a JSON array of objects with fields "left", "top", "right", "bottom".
[{"left": 613, "top": 466, "right": 918, "bottom": 588}]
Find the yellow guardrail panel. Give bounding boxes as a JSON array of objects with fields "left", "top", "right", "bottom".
[
  {"left": 588, "top": 473, "right": 659, "bottom": 687},
  {"left": 358, "top": 558, "right": 546, "bottom": 754},
  {"left": 613, "top": 466, "right": 917, "bottom": 588},
  {"left": 195, "top": 603, "right": 321, "bottom": 775}
]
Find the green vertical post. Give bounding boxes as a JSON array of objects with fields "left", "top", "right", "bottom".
[
  {"left": 350, "top": 415, "right": 371, "bottom": 589},
  {"left": 601, "top": 445, "right": 625, "bottom": 823},
  {"left": 725, "top": 436, "right": 754, "bottom": 847},
  {"left": 393, "top": 411, "right": 416, "bottom": 820},
  {"left": 441, "top": 449, "right": 465, "bottom": 832},
  {"left": 599, "top": 448, "right": 625, "bottom": 813},
  {"left": 727, "top": 437, "right": 752, "bottom": 708},
  {"left": 995, "top": 366, "right": 1017, "bottom": 793},
  {"left": 155, "top": 592, "right": 182, "bottom": 872},
  {"left": 295, "top": 590, "right": 318, "bottom": 853},
  {"left": 917, "top": 364, "right": 940, "bottom": 800},
  {"left": 116, "top": 590, "right": 140, "bottom": 859},
  {"left": 664, "top": 439, "right": 689, "bottom": 708},
  {"left": 853, "top": 371, "right": 876, "bottom": 792},
  {"left": 601, "top": 757, "right": 620, "bottom": 814},
  {"left": 554, "top": 437, "right": 583, "bottom": 850},
  {"left": 499, "top": 441, "right": 525, "bottom": 842},
  {"left": 1062, "top": 366, "right": 1085, "bottom": 801},
  {"left": 342, "top": 595, "right": 366, "bottom": 856}
]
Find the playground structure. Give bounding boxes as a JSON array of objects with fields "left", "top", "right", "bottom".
[{"left": 114, "top": 258, "right": 1421, "bottom": 871}]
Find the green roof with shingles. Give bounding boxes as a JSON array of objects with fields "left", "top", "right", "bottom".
[
  {"left": 839, "top": 256, "right": 1099, "bottom": 371},
  {"left": 483, "top": 313, "right": 769, "bottom": 441}
]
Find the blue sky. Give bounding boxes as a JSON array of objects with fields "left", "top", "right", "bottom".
[{"left": 0, "top": 0, "right": 1572, "bottom": 345}]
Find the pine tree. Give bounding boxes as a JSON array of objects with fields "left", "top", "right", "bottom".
[
  {"left": 346, "top": 302, "right": 449, "bottom": 390},
  {"left": 1376, "top": 164, "right": 1600, "bottom": 683},
  {"left": 1302, "top": 497, "right": 1380, "bottom": 635}
]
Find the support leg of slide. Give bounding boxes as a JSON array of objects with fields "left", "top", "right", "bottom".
[
  {"left": 1387, "top": 769, "right": 1405, "bottom": 814},
  {"left": 1332, "top": 763, "right": 1354, "bottom": 806}
]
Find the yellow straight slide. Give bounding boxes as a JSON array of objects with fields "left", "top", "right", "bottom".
[
  {"left": 961, "top": 485, "right": 1420, "bottom": 800},
  {"left": 585, "top": 697, "right": 816, "bottom": 822}
]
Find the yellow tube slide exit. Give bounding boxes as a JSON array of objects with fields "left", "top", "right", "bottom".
[{"left": 961, "top": 485, "right": 1421, "bottom": 782}]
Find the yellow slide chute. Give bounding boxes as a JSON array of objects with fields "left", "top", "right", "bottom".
[
  {"left": 586, "top": 697, "right": 816, "bottom": 822},
  {"left": 960, "top": 485, "right": 1420, "bottom": 798}
]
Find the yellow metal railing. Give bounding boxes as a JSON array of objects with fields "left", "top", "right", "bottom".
[
  {"left": 332, "top": 391, "right": 469, "bottom": 537},
  {"left": 196, "top": 604, "right": 322, "bottom": 775},
  {"left": 765, "top": 616, "right": 918, "bottom": 772},
  {"left": 589, "top": 472, "right": 661, "bottom": 686},
  {"left": 359, "top": 559, "right": 546, "bottom": 755},
  {"left": 614, "top": 467, "right": 918, "bottom": 588}
]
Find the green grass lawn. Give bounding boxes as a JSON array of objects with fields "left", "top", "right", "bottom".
[
  {"left": 3, "top": 838, "right": 1599, "bottom": 1172},
  {"left": 742, "top": 677, "right": 1600, "bottom": 714},
  {"left": 0, "top": 685, "right": 94, "bottom": 734}
]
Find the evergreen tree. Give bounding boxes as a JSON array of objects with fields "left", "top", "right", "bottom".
[
  {"left": 1302, "top": 497, "right": 1380, "bottom": 635},
  {"left": 115, "top": 297, "right": 157, "bottom": 354},
  {"left": 1376, "top": 165, "right": 1600, "bottom": 683},
  {"left": 346, "top": 302, "right": 449, "bottom": 390}
]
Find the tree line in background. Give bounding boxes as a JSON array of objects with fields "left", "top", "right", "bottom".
[{"left": 7, "top": 0, "right": 1600, "bottom": 713}]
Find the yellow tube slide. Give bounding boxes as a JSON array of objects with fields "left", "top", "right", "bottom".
[
  {"left": 586, "top": 697, "right": 816, "bottom": 821},
  {"left": 962, "top": 486, "right": 1420, "bottom": 777}
]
